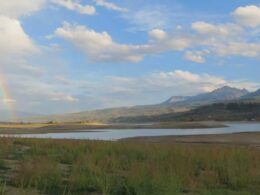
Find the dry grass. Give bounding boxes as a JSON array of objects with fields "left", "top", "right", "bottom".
[
  {"left": 0, "top": 138, "right": 259, "bottom": 194},
  {"left": 0, "top": 122, "right": 106, "bottom": 129}
]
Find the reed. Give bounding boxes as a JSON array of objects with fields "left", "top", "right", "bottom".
[{"left": 0, "top": 138, "right": 259, "bottom": 194}]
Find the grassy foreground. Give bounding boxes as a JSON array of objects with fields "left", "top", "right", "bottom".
[{"left": 0, "top": 138, "right": 259, "bottom": 194}]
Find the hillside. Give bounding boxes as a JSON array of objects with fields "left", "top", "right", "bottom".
[
  {"left": 242, "top": 89, "right": 260, "bottom": 100},
  {"left": 24, "top": 106, "right": 180, "bottom": 123},
  {"left": 112, "top": 102, "right": 260, "bottom": 123},
  {"left": 22, "top": 86, "right": 258, "bottom": 123},
  {"left": 163, "top": 86, "right": 249, "bottom": 107}
]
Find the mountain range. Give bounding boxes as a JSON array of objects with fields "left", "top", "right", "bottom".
[
  {"left": 161, "top": 86, "right": 249, "bottom": 108},
  {"left": 18, "top": 86, "right": 260, "bottom": 123},
  {"left": 241, "top": 89, "right": 260, "bottom": 100}
]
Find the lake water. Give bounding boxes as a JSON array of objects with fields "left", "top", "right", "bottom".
[{"left": 3, "top": 122, "right": 260, "bottom": 141}]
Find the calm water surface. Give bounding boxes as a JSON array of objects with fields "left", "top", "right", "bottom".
[{"left": 3, "top": 122, "right": 260, "bottom": 140}]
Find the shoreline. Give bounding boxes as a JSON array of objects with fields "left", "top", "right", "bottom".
[
  {"left": 0, "top": 122, "right": 260, "bottom": 147},
  {"left": 0, "top": 121, "right": 226, "bottom": 134},
  {"left": 120, "top": 132, "right": 260, "bottom": 148}
]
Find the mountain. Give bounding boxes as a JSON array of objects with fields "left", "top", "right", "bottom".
[
  {"left": 112, "top": 87, "right": 259, "bottom": 123},
  {"left": 241, "top": 89, "right": 260, "bottom": 100},
  {"left": 162, "top": 96, "right": 190, "bottom": 105},
  {"left": 191, "top": 86, "right": 249, "bottom": 101},
  {"left": 23, "top": 106, "right": 177, "bottom": 123},
  {"left": 165, "top": 86, "right": 249, "bottom": 107},
  {"left": 113, "top": 102, "right": 260, "bottom": 123},
  {"left": 23, "top": 86, "right": 251, "bottom": 123}
]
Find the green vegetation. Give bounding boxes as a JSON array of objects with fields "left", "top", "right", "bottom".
[
  {"left": 114, "top": 102, "right": 260, "bottom": 123},
  {"left": 0, "top": 138, "right": 259, "bottom": 194},
  {"left": 176, "top": 102, "right": 260, "bottom": 121}
]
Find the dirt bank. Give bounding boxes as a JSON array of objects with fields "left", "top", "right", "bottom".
[{"left": 121, "top": 132, "right": 260, "bottom": 148}]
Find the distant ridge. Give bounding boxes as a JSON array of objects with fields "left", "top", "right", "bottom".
[
  {"left": 162, "top": 86, "right": 249, "bottom": 107},
  {"left": 162, "top": 96, "right": 190, "bottom": 105},
  {"left": 21, "top": 86, "right": 254, "bottom": 123},
  {"left": 241, "top": 89, "right": 260, "bottom": 100}
]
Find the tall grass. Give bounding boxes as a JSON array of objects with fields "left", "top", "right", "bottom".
[{"left": 0, "top": 138, "right": 259, "bottom": 194}]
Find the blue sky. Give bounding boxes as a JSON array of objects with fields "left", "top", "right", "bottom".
[{"left": 0, "top": 0, "right": 260, "bottom": 115}]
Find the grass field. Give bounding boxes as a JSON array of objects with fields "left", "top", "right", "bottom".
[{"left": 0, "top": 138, "right": 259, "bottom": 194}]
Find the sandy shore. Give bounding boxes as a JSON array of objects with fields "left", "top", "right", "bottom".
[
  {"left": 0, "top": 125, "right": 108, "bottom": 134},
  {"left": 0, "top": 121, "right": 225, "bottom": 134},
  {"left": 1, "top": 122, "right": 260, "bottom": 148},
  {"left": 121, "top": 132, "right": 260, "bottom": 148}
]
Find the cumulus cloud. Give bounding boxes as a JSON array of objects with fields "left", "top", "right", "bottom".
[
  {"left": 184, "top": 51, "right": 206, "bottom": 63},
  {"left": 168, "top": 70, "right": 200, "bottom": 82},
  {"left": 150, "top": 70, "right": 226, "bottom": 90},
  {"left": 189, "top": 18, "right": 260, "bottom": 59},
  {"left": 52, "top": 0, "right": 95, "bottom": 15},
  {"left": 233, "top": 5, "right": 260, "bottom": 27},
  {"left": 17, "top": 63, "right": 46, "bottom": 75},
  {"left": 0, "top": 0, "right": 43, "bottom": 64},
  {"left": 53, "top": 4, "right": 260, "bottom": 64},
  {"left": 94, "top": 0, "right": 127, "bottom": 12},
  {"left": 54, "top": 22, "right": 147, "bottom": 62},
  {"left": 54, "top": 22, "right": 193, "bottom": 62},
  {"left": 50, "top": 93, "right": 79, "bottom": 102},
  {"left": 0, "top": 16, "right": 38, "bottom": 58},
  {"left": 124, "top": 7, "right": 171, "bottom": 31},
  {"left": 148, "top": 29, "right": 168, "bottom": 40},
  {"left": 5, "top": 72, "right": 81, "bottom": 114},
  {"left": 211, "top": 42, "right": 260, "bottom": 57},
  {"left": 0, "top": 0, "right": 45, "bottom": 18},
  {"left": 192, "top": 21, "right": 243, "bottom": 37}
]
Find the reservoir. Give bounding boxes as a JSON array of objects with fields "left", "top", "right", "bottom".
[{"left": 3, "top": 122, "right": 260, "bottom": 140}]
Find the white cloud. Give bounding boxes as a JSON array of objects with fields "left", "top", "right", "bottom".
[
  {"left": 53, "top": 4, "right": 260, "bottom": 64},
  {"left": 184, "top": 51, "right": 206, "bottom": 63},
  {"left": 0, "top": 0, "right": 43, "bottom": 66},
  {"left": 52, "top": 0, "right": 96, "bottom": 15},
  {"left": 106, "top": 70, "right": 259, "bottom": 101},
  {"left": 169, "top": 70, "right": 201, "bottom": 82},
  {"left": 233, "top": 5, "right": 260, "bottom": 27},
  {"left": 0, "top": 16, "right": 38, "bottom": 59},
  {"left": 94, "top": 0, "right": 127, "bottom": 12},
  {"left": 55, "top": 76, "right": 73, "bottom": 85},
  {"left": 54, "top": 22, "right": 148, "bottom": 62},
  {"left": 211, "top": 42, "right": 260, "bottom": 57},
  {"left": 148, "top": 29, "right": 167, "bottom": 40},
  {"left": 0, "top": 0, "right": 45, "bottom": 18},
  {"left": 50, "top": 93, "right": 79, "bottom": 102},
  {"left": 3, "top": 98, "right": 16, "bottom": 104},
  {"left": 54, "top": 22, "right": 194, "bottom": 62},
  {"left": 192, "top": 21, "right": 243, "bottom": 37},
  {"left": 5, "top": 72, "right": 81, "bottom": 111},
  {"left": 18, "top": 63, "right": 46, "bottom": 75},
  {"left": 124, "top": 7, "right": 171, "bottom": 31},
  {"left": 190, "top": 19, "right": 260, "bottom": 59}
]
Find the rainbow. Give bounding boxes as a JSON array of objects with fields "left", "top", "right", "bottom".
[{"left": 0, "top": 70, "right": 16, "bottom": 121}]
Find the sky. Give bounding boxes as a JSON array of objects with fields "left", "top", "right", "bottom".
[{"left": 0, "top": 0, "right": 260, "bottom": 117}]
